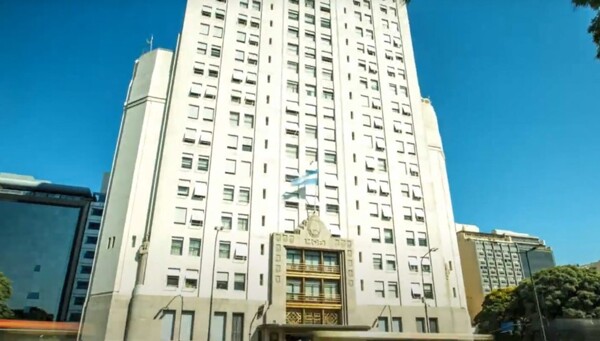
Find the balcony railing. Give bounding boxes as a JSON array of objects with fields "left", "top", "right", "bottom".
[
  {"left": 286, "top": 293, "right": 341, "bottom": 304},
  {"left": 286, "top": 263, "right": 340, "bottom": 274}
]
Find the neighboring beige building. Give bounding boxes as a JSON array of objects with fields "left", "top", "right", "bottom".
[
  {"left": 80, "top": 1, "right": 478, "bottom": 340},
  {"left": 583, "top": 261, "right": 600, "bottom": 271},
  {"left": 456, "top": 224, "right": 555, "bottom": 323}
]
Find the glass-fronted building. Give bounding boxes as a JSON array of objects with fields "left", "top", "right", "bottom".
[{"left": 0, "top": 173, "right": 94, "bottom": 321}]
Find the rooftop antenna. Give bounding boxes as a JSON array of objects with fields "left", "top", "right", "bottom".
[{"left": 146, "top": 34, "right": 154, "bottom": 52}]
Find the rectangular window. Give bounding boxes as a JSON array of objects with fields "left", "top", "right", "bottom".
[
  {"left": 225, "top": 159, "right": 236, "bottom": 174},
  {"left": 424, "top": 283, "right": 434, "bottom": 299},
  {"left": 286, "top": 144, "right": 299, "bottom": 159},
  {"left": 238, "top": 214, "right": 249, "bottom": 231},
  {"left": 388, "top": 282, "right": 399, "bottom": 298},
  {"left": 371, "top": 227, "right": 381, "bottom": 243},
  {"left": 234, "top": 273, "right": 246, "bottom": 291},
  {"left": 242, "top": 137, "right": 253, "bottom": 151},
  {"left": 416, "top": 318, "right": 426, "bottom": 333},
  {"left": 180, "top": 311, "right": 194, "bottom": 341},
  {"left": 232, "top": 313, "right": 244, "bottom": 341},
  {"left": 243, "top": 114, "right": 254, "bottom": 128},
  {"left": 166, "top": 268, "right": 180, "bottom": 288},
  {"left": 418, "top": 232, "right": 428, "bottom": 246},
  {"left": 216, "top": 272, "right": 229, "bottom": 289},
  {"left": 406, "top": 231, "right": 415, "bottom": 246},
  {"left": 239, "top": 187, "right": 250, "bottom": 204},
  {"left": 219, "top": 241, "right": 231, "bottom": 258},
  {"left": 429, "top": 318, "right": 439, "bottom": 333},
  {"left": 221, "top": 214, "right": 233, "bottom": 230},
  {"left": 392, "top": 317, "right": 403, "bottom": 332},
  {"left": 161, "top": 310, "right": 175, "bottom": 341},
  {"left": 374, "top": 281, "right": 385, "bottom": 297},
  {"left": 324, "top": 152, "right": 336, "bottom": 164},
  {"left": 377, "top": 317, "right": 389, "bottom": 332},
  {"left": 373, "top": 254, "right": 383, "bottom": 270},
  {"left": 197, "top": 155, "right": 209, "bottom": 171},
  {"left": 170, "top": 237, "right": 183, "bottom": 256},
  {"left": 189, "top": 239, "right": 201, "bottom": 256},
  {"left": 223, "top": 186, "right": 235, "bottom": 202},
  {"left": 174, "top": 207, "right": 187, "bottom": 224}
]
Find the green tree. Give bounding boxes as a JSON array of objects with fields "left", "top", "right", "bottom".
[
  {"left": 475, "top": 287, "right": 518, "bottom": 334},
  {"left": 476, "top": 266, "right": 600, "bottom": 336},
  {"left": 0, "top": 271, "right": 14, "bottom": 319},
  {"left": 573, "top": 0, "right": 600, "bottom": 58}
]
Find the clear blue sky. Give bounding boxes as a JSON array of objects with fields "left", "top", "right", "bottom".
[{"left": 0, "top": 1, "right": 598, "bottom": 265}]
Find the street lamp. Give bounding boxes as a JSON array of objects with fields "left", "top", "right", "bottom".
[
  {"left": 420, "top": 247, "right": 438, "bottom": 333},
  {"left": 207, "top": 226, "right": 224, "bottom": 341},
  {"left": 523, "top": 245, "right": 548, "bottom": 341}
]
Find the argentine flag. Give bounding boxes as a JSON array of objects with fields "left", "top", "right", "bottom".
[{"left": 283, "top": 169, "right": 319, "bottom": 199}]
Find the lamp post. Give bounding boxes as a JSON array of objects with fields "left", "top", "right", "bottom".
[
  {"left": 207, "top": 226, "right": 224, "bottom": 341},
  {"left": 420, "top": 247, "right": 438, "bottom": 333},
  {"left": 523, "top": 245, "right": 547, "bottom": 341}
]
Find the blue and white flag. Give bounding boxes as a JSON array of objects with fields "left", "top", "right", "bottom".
[
  {"left": 291, "top": 169, "right": 318, "bottom": 187},
  {"left": 283, "top": 169, "right": 319, "bottom": 199}
]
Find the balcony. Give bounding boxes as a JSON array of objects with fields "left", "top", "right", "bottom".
[
  {"left": 286, "top": 293, "right": 341, "bottom": 304},
  {"left": 286, "top": 263, "right": 340, "bottom": 274}
]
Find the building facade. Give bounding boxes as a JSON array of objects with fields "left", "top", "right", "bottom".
[
  {"left": 0, "top": 173, "right": 94, "bottom": 321},
  {"left": 456, "top": 224, "right": 555, "bottom": 322},
  {"left": 82, "top": 1, "right": 474, "bottom": 340}
]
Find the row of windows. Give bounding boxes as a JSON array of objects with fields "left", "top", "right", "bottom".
[
  {"left": 371, "top": 280, "right": 434, "bottom": 300},
  {"left": 160, "top": 311, "right": 245, "bottom": 341},
  {"left": 371, "top": 253, "right": 432, "bottom": 273}
]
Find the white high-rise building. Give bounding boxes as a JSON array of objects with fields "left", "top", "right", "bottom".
[{"left": 81, "top": 1, "right": 478, "bottom": 340}]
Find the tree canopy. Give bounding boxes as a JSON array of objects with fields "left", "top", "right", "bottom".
[
  {"left": 573, "top": 0, "right": 600, "bottom": 59},
  {"left": 0, "top": 271, "right": 14, "bottom": 319},
  {"left": 475, "top": 266, "right": 600, "bottom": 335}
]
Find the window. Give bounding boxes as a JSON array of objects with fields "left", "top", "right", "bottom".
[
  {"left": 239, "top": 187, "right": 250, "bottom": 203},
  {"left": 183, "top": 128, "right": 197, "bottom": 143},
  {"left": 203, "top": 107, "right": 214, "bottom": 121},
  {"left": 185, "top": 270, "right": 198, "bottom": 289},
  {"left": 386, "top": 256, "right": 397, "bottom": 271},
  {"left": 166, "top": 269, "right": 179, "bottom": 288},
  {"left": 422, "top": 257, "right": 431, "bottom": 273},
  {"left": 406, "top": 231, "right": 415, "bottom": 246},
  {"left": 286, "top": 144, "right": 299, "bottom": 159},
  {"left": 416, "top": 318, "right": 426, "bottom": 333},
  {"left": 200, "top": 23, "right": 210, "bottom": 35},
  {"left": 242, "top": 137, "right": 253, "bottom": 151},
  {"left": 377, "top": 317, "right": 389, "bottom": 332},
  {"left": 418, "top": 232, "right": 428, "bottom": 246},
  {"left": 213, "top": 26, "right": 223, "bottom": 38},
  {"left": 289, "top": 10, "right": 299, "bottom": 20},
  {"left": 392, "top": 317, "right": 403, "bottom": 332},
  {"left": 288, "top": 43, "right": 299, "bottom": 55},
  {"left": 161, "top": 310, "right": 175, "bottom": 341},
  {"left": 210, "top": 46, "right": 221, "bottom": 57},
  {"left": 188, "top": 104, "right": 199, "bottom": 119},
  {"left": 383, "top": 229, "right": 393, "bottom": 244},
  {"left": 324, "top": 152, "right": 336, "bottom": 164},
  {"left": 236, "top": 31, "right": 246, "bottom": 42},
  {"left": 219, "top": 241, "right": 231, "bottom": 258},
  {"left": 373, "top": 254, "right": 383, "bottom": 270},
  {"left": 189, "top": 239, "right": 201, "bottom": 256},
  {"left": 221, "top": 214, "right": 233, "bottom": 230},
  {"left": 174, "top": 207, "right": 187, "bottom": 224},
  {"left": 408, "top": 256, "right": 419, "bottom": 272},
  {"left": 429, "top": 318, "right": 439, "bottom": 333},
  {"left": 223, "top": 186, "right": 235, "bottom": 202},
  {"left": 234, "top": 273, "right": 246, "bottom": 290},
  {"left": 424, "top": 283, "right": 434, "bottom": 299},
  {"left": 244, "top": 114, "right": 254, "bottom": 128},
  {"left": 377, "top": 158, "right": 387, "bottom": 171},
  {"left": 237, "top": 215, "right": 249, "bottom": 231},
  {"left": 235, "top": 50, "right": 245, "bottom": 62},
  {"left": 388, "top": 282, "right": 399, "bottom": 298},
  {"left": 305, "top": 14, "right": 315, "bottom": 24},
  {"left": 411, "top": 282, "right": 422, "bottom": 299},
  {"left": 197, "top": 42, "right": 207, "bottom": 55},
  {"left": 306, "top": 84, "right": 316, "bottom": 96},
  {"left": 374, "top": 281, "right": 385, "bottom": 297},
  {"left": 170, "top": 237, "right": 183, "bottom": 255},
  {"left": 287, "top": 81, "right": 299, "bottom": 93},
  {"left": 232, "top": 313, "right": 244, "bottom": 341},
  {"left": 371, "top": 227, "right": 381, "bottom": 243},
  {"left": 216, "top": 272, "right": 229, "bottom": 289},
  {"left": 181, "top": 311, "right": 195, "bottom": 341}
]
